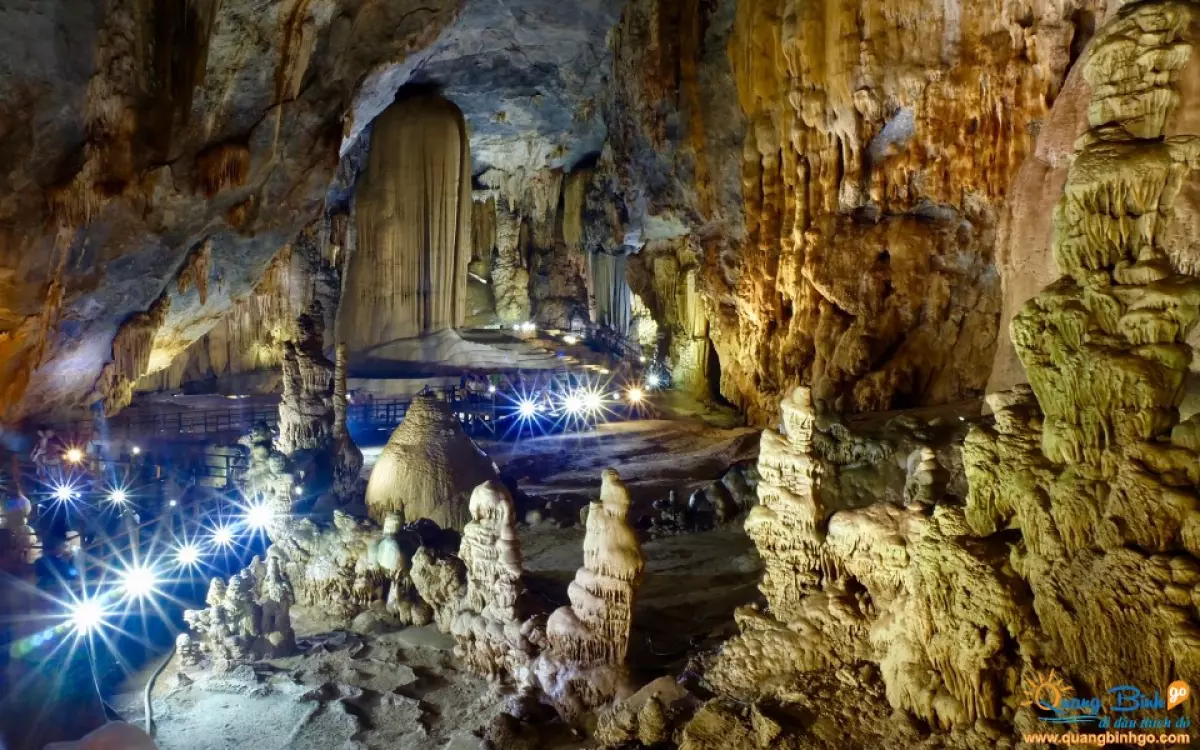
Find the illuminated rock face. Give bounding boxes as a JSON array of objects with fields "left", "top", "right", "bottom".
[
  {"left": 709, "top": 387, "right": 1033, "bottom": 730},
  {"left": 965, "top": 0, "right": 1200, "bottom": 723},
  {"left": 707, "top": 2, "right": 1200, "bottom": 737},
  {"left": 364, "top": 394, "right": 499, "bottom": 531},
  {"left": 338, "top": 92, "right": 473, "bottom": 354},
  {"left": 597, "top": 0, "right": 1109, "bottom": 422}
]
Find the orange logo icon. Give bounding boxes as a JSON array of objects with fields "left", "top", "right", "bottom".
[
  {"left": 1167, "top": 680, "right": 1190, "bottom": 710},
  {"left": 1021, "top": 669, "right": 1073, "bottom": 711}
]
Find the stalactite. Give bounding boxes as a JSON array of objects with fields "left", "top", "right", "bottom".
[
  {"left": 338, "top": 92, "right": 472, "bottom": 352},
  {"left": 562, "top": 170, "right": 589, "bottom": 251},
  {"left": 194, "top": 141, "right": 251, "bottom": 198},
  {"left": 176, "top": 240, "right": 212, "bottom": 304},
  {"left": 95, "top": 292, "right": 171, "bottom": 415},
  {"left": 589, "top": 252, "right": 631, "bottom": 335}
]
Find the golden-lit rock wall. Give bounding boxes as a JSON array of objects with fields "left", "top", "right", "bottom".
[{"left": 715, "top": 0, "right": 1107, "bottom": 421}]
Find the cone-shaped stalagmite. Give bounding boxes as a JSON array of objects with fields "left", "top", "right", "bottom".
[{"left": 339, "top": 92, "right": 473, "bottom": 352}]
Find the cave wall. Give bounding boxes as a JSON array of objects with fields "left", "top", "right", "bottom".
[
  {"left": 598, "top": 0, "right": 1110, "bottom": 422},
  {"left": 0, "top": 0, "right": 461, "bottom": 422}
]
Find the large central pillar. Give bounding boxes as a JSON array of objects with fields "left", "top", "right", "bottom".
[{"left": 338, "top": 92, "right": 472, "bottom": 352}]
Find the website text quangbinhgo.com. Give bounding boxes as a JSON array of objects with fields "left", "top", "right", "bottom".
[{"left": 1022, "top": 731, "right": 1191, "bottom": 746}]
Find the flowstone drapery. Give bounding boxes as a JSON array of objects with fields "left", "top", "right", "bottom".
[
  {"left": 337, "top": 91, "right": 472, "bottom": 351},
  {"left": 964, "top": 0, "right": 1200, "bottom": 723}
]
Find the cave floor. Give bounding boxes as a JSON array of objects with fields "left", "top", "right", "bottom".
[
  {"left": 113, "top": 526, "right": 760, "bottom": 749},
  {"left": 112, "top": 410, "right": 762, "bottom": 749}
]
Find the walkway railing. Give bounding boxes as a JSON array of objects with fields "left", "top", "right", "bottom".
[{"left": 46, "top": 388, "right": 501, "bottom": 445}]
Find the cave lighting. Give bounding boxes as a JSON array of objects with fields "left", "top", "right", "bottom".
[
  {"left": 169, "top": 500, "right": 177, "bottom": 507},
  {"left": 211, "top": 525, "right": 235, "bottom": 547},
  {"left": 488, "top": 384, "right": 497, "bottom": 394},
  {"left": 583, "top": 390, "right": 604, "bottom": 413},
  {"left": 563, "top": 392, "right": 585, "bottom": 415},
  {"left": 246, "top": 502, "right": 275, "bottom": 530},
  {"left": 512, "top": 324, "right": 522, "bottom": 332},
  {"left": 52, "top": 482, "right": 79, "bottom": 503},
  {"left": 120, "top": 565, "right": 159, "bottom": 600},
  {"left": 639, "top": 356, "right": 647, "bottom": 364},
  {"left": 563, "top": 334, "right": 579, "bottom": 345},
  {"left": 131, "top": 445, "right": 141, "bottom": 455},
  {"left": 293, "top": 485, "right": 303, "bottom": 496},
  {"left": 64, "top": 448, "right": 84, "bottom": 464},
  {"left": 627, "top": 387, "right": 645, "bottom": 404},
  {"left": 520, "top": 321, "right": 536, "bottom": 333},
  {"left": 176, "top": 544, "right": 201, "bottom": 567},
  {"left": 70, "top": 598, "right": 109, "bottom": 636},
  {"left": 518, "top": 399, "right": 538, "bottom": 419},
  {"left": 108, "top": 488, "right": 128, "bottom": 505},
  {"left": 646, "top": 373, "right": 662, "bottom": 388}
]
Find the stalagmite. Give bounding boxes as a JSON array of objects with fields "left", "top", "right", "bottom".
[
  {"left": 450, "top": 481, "right": 540, "bottom": 680},
  {"left": 492, "top": 204, "right": 531, "bottom": 325},
  {"left": 338, "top": 92, "right": 472, "bottom": 353},
  {"left": 963, "top": 0, "right": 1200, "bottom": 724},
  {"left": 277, "top": 303, "right": 335, "bottom": 455},
  {"left": 364, "top": 394, "right": 500, "bottom": 531},
  {"left": 539, "top": 469, "right": 645, "bottom": 714},
  {"left": 331, "top": 343, "right": 363, "bottom": 498}
]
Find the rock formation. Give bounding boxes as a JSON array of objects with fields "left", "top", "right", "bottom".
[
  {"left": 365, "top": 394, "right": 499, "bottom": 531},
  {"left": 539, "top": 469, "right": 646, "bottom": 714},
  {"left": 0, "top": 0, "right": 462, "bottom": 422},
  {"left": 338, "top": 91, "right": 472, "bottom": 353},
  {"left": 331, "top": 343, "right": 364, "bottom": 499},
  {"left": 965, "top": 0, "right": 1200, "bottom": 723},
  {"left": 182, "top": 561, "right": 295, "bottom": 673},
  {"left": 278, "top": 303, "right": 335, "bottom": 456},
  {"left": 708, "top": 385, "right": 1033, "bottom": 729},
  {"left": 238, "top": 424, "right": 299, "bottom": 540},
  {"left": 450, "top": 481, "right": 540, "bottom": 681}
]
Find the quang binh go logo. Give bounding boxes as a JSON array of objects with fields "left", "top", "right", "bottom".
[
  {"left": 1020, "top": 669, "right": 1193, "bottom": 731},
  {"left": 1021, "top": 669, "right": 1075, "bottom": 712}
]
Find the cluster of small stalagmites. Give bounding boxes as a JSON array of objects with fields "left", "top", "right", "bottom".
[
  {"left": 180, "top": 558, "right": 296, "bottom": 672},
  {"left": 903, "top": 447, "right": 948, "bottom": 507},
  {"left": 277, "top": 304, "right": 336, "bottom": 456},
  {"left": 449, "top": 481, "right": 542, "bottom": 679},
  {"left": 273, "top": 510, "right": 425, "bottom": 623},
  {"left": 238, "top": 424, "right": 299, "bottom": 540},
  {"left": 965, "top": 0, "right": 1200, "bottom": 719}
]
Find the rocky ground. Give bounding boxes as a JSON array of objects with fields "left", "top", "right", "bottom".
[{"left": 113, "top": 411, "right": 762, "bottom": 749}]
